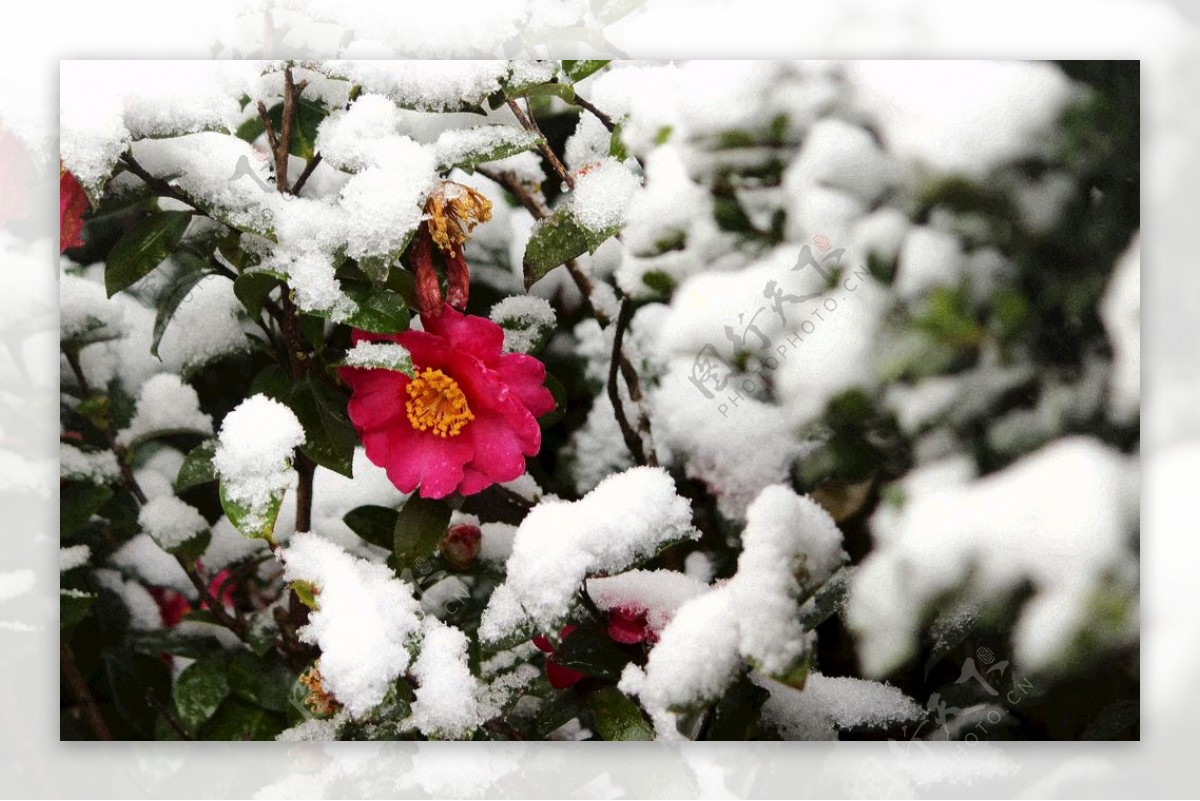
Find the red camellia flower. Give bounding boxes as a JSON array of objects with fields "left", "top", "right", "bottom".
[
  {"left": 607, "top": 605, "right": 655, "bottom": 645},
  {"left": 533, "top": 625, "right": 587, "bottom": 690},
  {"left": 59, "top": 163, "right": 88, "bottom": 253},
  {"left": 341, "top": 303, "right": 556, "bottom": 499},
  {"left": 148, "top": 568, "right": 236, "bottom": 628}
]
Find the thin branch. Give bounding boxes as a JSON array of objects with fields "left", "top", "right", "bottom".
[
  {"left": 181, "top": 559, "right": 246, "bottom": 637},
  {"left": 607, "top": 298, "right": 650, "bottom": 466},
  {"left": 506, "top": 98, "right": 574, "bottom": 190},
  {"left": 256, "top": 100, "right": 278, "bottom": 150},
  {"left": 61, "top": 644, "right": 113, "bottom": 741},
  {"left": 572, "top": 93, "right": 616, "bottom": 133},
  {"left": 118, "top": 153, "right": 204, "bottom": 213},
  {"left": 146, "top": 690, "right": 193, "bottom": 740},
  {"left": 291, "top": 153, "right": 322, "bottom": 196}
]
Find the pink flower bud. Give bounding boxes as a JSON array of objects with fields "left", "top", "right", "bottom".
[{"left": 440, "top": 523, "right": 482, "bottom": 570}]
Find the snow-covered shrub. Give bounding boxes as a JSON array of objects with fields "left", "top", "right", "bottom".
[{"left": 59, "top": 60, "right": 1139, "bottom": 742}]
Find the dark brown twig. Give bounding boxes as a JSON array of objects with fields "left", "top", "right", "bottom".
[
  {"left": 146, "top": 689, "right": 193, "bottom": 740},
  {"left": 181, "top": 559, "right": 246, "bottom": 637},
  {"left": 291, "top": 153, "right": 323, "bottom": 196},
  {"left": 118, "top": 153, "right": 204, "bottom": 214},
  {"left": 506, "top": 98, "right": 574, "bottom": 190},
  {"left": 61, "top": 643, "right": 113, "bottom": 740},
  {"left": 572, "top": 93, "right": 617, "bottom": 133},
  {"left": 606, "top": 298, "right": 654, "bottom": 466}
]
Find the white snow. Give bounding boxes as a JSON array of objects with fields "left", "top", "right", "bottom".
[
  {"left": 433, "top": 124, "right": 540, "bottom": 172},
  {"left": 212, "top": 394, "right": 305, "bottom": 535},
  {"left": 60, "top": 271, "right": 125, "bottom": 343},
  {"left": 321, "top": 61, "right": 508, "bottom": 111},
  {"left": 586, "top": 569, "right": 709, "bottom": 635},
  {"left": 109, "top": 534, "right": 195, "bottom": 598},
  {"left": 138, "top": 495, "right": 209, "bottom": 552},
  {"left": 404, "top": 619, "right": 496, "bottom": 739},
  {"left": 784, "top": 117, "right": 898, "bottom": 205},
  {"left": 315, "top": 94, "right": 403, "bottom": 172},
  {"left": 479, "top": 466, "right": 696, "bottom": 642},
  {"left": 60, "top": 444, "right": 119, "bottom": 485},
  {"left": 1101, "top": 235, "right": 1140, "bottom": 422},
  {"left": 893, "top": 226, "right": 965, "bottom": 300},
  {"left": 156, "top": 273, "right": 249, "bottom": 373},
  {"left": 339, "top": 146, "right": 436, "bottom": 260},
  {"left": 731, "top": 486, "right": 846, "bottom": 675},
  {"left": 756, "top": 673, "right": 923, "bottom": 740},
  {"left": 282, "top": 531, "right": 424, "bottom": 718},
  {"left": 848, "top": 437, "right": 1138, "bottom": 676},
  {"left": 567, "top": 157, "right": 641, "bottom": 234},
  {"left": 59, "top": 544, "right": 91, "bottom": 572},
  {"left": 93, "top": 568, "right": 162, "bottom": 630},
  {"left": 489, "top": 295, "right": 556, "bottom": 354},
  {"left": 850, "top": 60, "right": 1076, "bottom": 177},
  {"left": 342, "top": 341, "right": 414, "bottom": 373},
  {"left": 115, "top": 373, "right": 213, "bottom": 448}
]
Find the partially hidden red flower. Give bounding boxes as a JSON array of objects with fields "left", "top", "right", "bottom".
[
  {"left": 533, "top": 625, "right": 587, "bottom": 689},
  {"left": 440, "top": 523, "right": 482, "bottom": 570},
  {"left": 341, "top": 303, "right": 556, "bottom": 499},
  {"left": 607, "top": 605, "right": 654, "bottom": 645},
  {"left": 59, "top": 163, "right": 88, "bottom": 253},
  {"left": 148, "top": 567, "right": 235, "bottom": 628}
]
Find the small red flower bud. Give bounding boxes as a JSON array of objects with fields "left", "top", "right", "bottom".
[
  {"left": 440, "top": 523, "right": 482, "bottom": 570},
  {"left": 444, "top": 242, "right": 470, "bottom": 311},
  {"left": 411, "top": 226, "right": 443, "bottom": 318}
]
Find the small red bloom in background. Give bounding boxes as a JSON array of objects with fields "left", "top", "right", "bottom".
[
  {"left": 59, "top": 163, "right": 88, "bottom": 253},
  {"left": 440, "top": 523, "right": 482, "bottom": 570},
  {"left": 533, "top": 625, "right": 587, "bottom": 689},
  {"left": 148, "top": 568, "right": 235, "bottom": 628},
  {"left": 607, "top": 605, "right": 654, "bottom": 645},
  {"left": 341, "top": 304, "right": 555, "bottom": 499}
]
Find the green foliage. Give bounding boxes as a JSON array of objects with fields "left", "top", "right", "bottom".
[
  {"left": 523, "top": 210, "right": 619, "bottom": 288},
  {"left": 392, "top": 496, "right": 452, "bottom": 573},
  {"left": 104, "top": 211, "right": 193, "bottom": 297}
]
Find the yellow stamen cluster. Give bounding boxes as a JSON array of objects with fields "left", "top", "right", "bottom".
[
  {"left": 405, "top": 368, "right": 474, "bottom": 437},
  {"left": 425, "top": 181, "right": 493, "bottom": 254},
  {"left": 298, "top": 664, "right": 340, "bottom": 716}
]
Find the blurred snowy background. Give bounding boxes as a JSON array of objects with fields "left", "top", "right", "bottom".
[{"left": 1, "top": 0, "right": 1196, "bottom": 797}]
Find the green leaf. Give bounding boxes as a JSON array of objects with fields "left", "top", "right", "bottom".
[
  {"left": 104, "top": 211, "right": 192, "bottom": 297},
  {"left": 103, "top": 647, "right": 172, "bottom": 737},
  {"left": 585, "top": 685, "right": 653, "bottom": 741},
  {"left": 503, "top": 75, "right": 575, "bottom": 103},
  {"left": 538, "top": 372, "right": 566, "bottom": 428},
  {"left": 220, "top": 481, "right": 282, "bottom": 542},
  {"left": 60, "top": 481, "right": 114, "bottom": 538},
  {"left": 174, "top": 654, "right": 230, "bottom": 735},
  {"left": 290, "top": 377, "right": 357, "bottom": 477},
  {"left": 200, "top": 698, "right": 286, "bottom": 741},
  {"left": 706, "top": 672, "right": 771, "bottom": 740},
  {"left": 523, "top": 209, "right": 619, "bottom": 289},
  {"left": 175, "top": 439, "right": 218, "bottom": 492},
  {"left": 563, "top": 60, "right": 610, "bottom": 83},
  {"left": 343, "top": 504, "right": 400, "bottom": 550},
  {"left": 60, "top": 591, "right": 95, "bottom": 630},
  {"left": 163, "top": 528, "right": 212, "bottom": 563},
  {"left": 798, "top": 566, "right": 852, "bottom": 631},
  {"left": 343, "top": 288, "right": 411, "bottom": 334},
  {"left": 1082, "top": 699, "right": 1139, "bottom": 740},
  {"left": 131, "top": 628, "right": 229, "bottom": 660},
  {"left": 392, "top": 496, "right": 452, "bottom": 574},
  {"left": 435, "top": 125, "right": 543, "bottom": 173},
  {"left": 553, "top": 627, "right": 633, "bottom": 681},
  {"left": 226, "top": 651, "right": 292, "bottom": 713},
  {"left": 241, "top": 99, "right": 326, "bottom": 160},
  {"left": 234, "top": 270, "right": 283, "bottom": 320},
  {"left": 151, "top": 263, "right": 210, "bottom": 359},
  {"left": 250, "top": 364, "right": 291, "bottom": 403}
]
